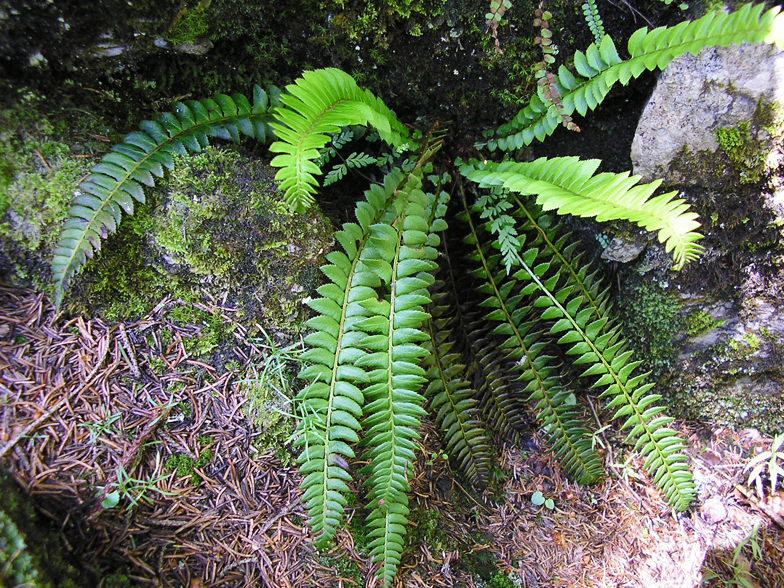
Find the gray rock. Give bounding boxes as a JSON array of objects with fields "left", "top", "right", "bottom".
[
  {"left": 631, "top": 43, "right": 784, "bottom": 185},
  {"left": 624, "top": 42, "right": 784, "bottom": 434},
  {"left": 601, "top": 237, "right": 646, "bottom": 263}
]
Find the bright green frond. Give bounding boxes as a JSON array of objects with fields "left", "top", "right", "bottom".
[
  {"left": 462, "top": 158, "right": 703, "bottom": 271},
  {"left": 269, "top": 68, "right": 410, "bottom": 213}
]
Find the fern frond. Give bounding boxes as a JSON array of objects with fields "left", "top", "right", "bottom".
[
  {"left": 423, "top": 287, "right": 492, "bottom": 488},
  {"left": 359, "top": 171, "right": 443, "bottom": 587},
  {"left": 52, "top": 86, "right": 280, "bottom": 309},
  {"left": 583, "top": 0, "right": 606, "bottom": 45},
  {"left": 462, "top": 157, "right": 703, "bottom": 270},
  {"left": 460, "top": 200, "right": 604, "bottom": 485},
  {"left": 506, "top": 238, "right": 695, "bottom": 510},
  {"left": 323, "top": 152, "right": 378, "bottom": 186},
  {"left": 485, "top": 3, "right": 784, "bottom": 150},
  {"left": 294, "top": 169, "right": 406, "bottom": 549},
  {"left": 269, "top": 68, "right": 410, "bottom": 212}
]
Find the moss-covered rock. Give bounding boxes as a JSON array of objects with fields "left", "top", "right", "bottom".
[
  {"left": 73, "top": 145, "right": 333, "bottom": 332},
  {"left": 622, "top": 40, "right": 784, "bottom": 435},
  {"left": 0, "top": 88, "right": 121, "bottom": 292}
]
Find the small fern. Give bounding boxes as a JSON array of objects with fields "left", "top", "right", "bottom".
[
  {"left": 583, "top": 0, "right": 606, "bottom": 45},
  {"left": 323, "top": 151, "right": 379, "bottom": 186}
]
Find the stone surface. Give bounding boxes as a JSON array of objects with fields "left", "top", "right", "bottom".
[
  {"left": 631, "top": 43, "right": 784, "bottom": 185},
  {"left": 601, "top": 237, "right": 646, "bottom": 263},
  {"left": 623, "top": 42, "right": 784, "bottom": 435}
]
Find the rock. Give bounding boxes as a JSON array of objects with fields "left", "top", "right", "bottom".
[
  {"left": 623, "top": 42, "right": 784, "bottom": 435},
  {"left": 701, "top": 497, "right": 728, "bottom": 524},
  {"left": 631, "top": 43, "right": 784, "bottom": 185},
  {"left": 601, "top": 237, "right": 645, "bottom": 263}
]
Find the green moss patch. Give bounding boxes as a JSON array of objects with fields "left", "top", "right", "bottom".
[
  {"left": 73, "top": 146, "right": 332, "bottom": 335},
  {"left": 618, "top": 279, "right": 684, "bottom": 376},
  {"left": 0, "top": 90, "right": 117, "bottom": 291}
]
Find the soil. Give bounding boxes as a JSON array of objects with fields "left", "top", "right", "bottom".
[{"left": 1, "top": 283, "right": 784, "bottom": 587}]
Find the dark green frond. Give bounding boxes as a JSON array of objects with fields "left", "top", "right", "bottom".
[
  {"left": 423, "top": 287, "right": 492, "bottom": 488},
  {"left": 505, "top": 229, "right": 696, "bottom": 510},
  {"left": 460, "top": 199, "right": 604, "bottom": 485}
]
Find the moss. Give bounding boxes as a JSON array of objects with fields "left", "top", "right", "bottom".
[
  {"left": 145, "top": 147, "right": 332, "bottom": 331},
  {"left": 103, "top": 573, "right": 133, "bottom": 588},
  {"left": 405, "top": 507, "right": 455, "bottom": 553},
  {"left": 164, "top": 446, "right": 213, "bottom": 485},
  {"left": 618, "top": 279, "right": 684, "bottom": 376},
  {"left": 0, "top": 90, "right": 115, "bottom": 290},
  {"left": 724, "top": 333, "right": 761, "bottom": 361},
  {"left": 165, "top": 0, "right": 212, "bottom": 46},
  {"left": 71, "top": 205, "right": 189, "bottom": 322},
  {"left": 72, "top": 145, "right": 331, "bottom": 344},
  {"left": 666, "top": 327, "right": 784, "bottom": 435},
  {"left": 316, "top": 554, "right": 363, "bottom": 584},
  {"left": 240, "top": 367, "right": 298, "bottom": 466},
  {"left": 164, "top": 303, "right": 237, "bottom": 359},
  {"left": 714, "top": 121, "right": 767, "bottom": 184},
  {"left": 684, "top": 309, "right": 725, "bottom": 337},
  {"left": 488, "top": 572, "right": 522, "bottom": 588}
]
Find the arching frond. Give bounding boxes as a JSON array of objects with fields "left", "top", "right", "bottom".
[
  {"left": 484, "top": 3, "right": 784, "bottom": 151},
  {"left": 462, "top": 157, "right": 703, "bottom": 270},
  {"left": 52, "top": 87, "right": 280, "bottom": 308},
  {"left": 269, "top": 68, "right": 410, "bottom": 212}
]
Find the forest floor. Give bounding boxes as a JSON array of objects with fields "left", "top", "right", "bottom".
[{"left": 1, "top": 281, "right": 784, "bottom": 588}]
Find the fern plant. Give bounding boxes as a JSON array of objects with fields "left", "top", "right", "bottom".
[
  {"left": 583, "top": 0, "right": 606, "bottom": 45},
  {"left": 49, "top": 4, "right": 784, "bottom": 585}
]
